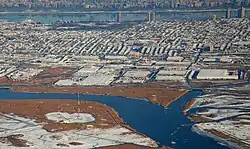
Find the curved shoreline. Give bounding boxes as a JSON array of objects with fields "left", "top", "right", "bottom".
[
  {"left": 192, "top": 125, "right": 247, "bottom": 149},
  {"left": 0, "top": 99, "right": 165, "bottom": 149},
  {"left": 98, "top": 144, "right": 172, "bottom": 149},
  {"left": 187, "top": 114, "right": 213, "bottom": 123},
  {"left": 183, "top": 88, "right": 250, "bottom": 149},
  {"left": 0, "top": 85, "right": 189, "bottom": 149},
  {"left": 0, "top": 100, "right": 124, "bottom": 131},
  {"left": 0, "top": 88, "right": 230, "bottom": 149},
  {"left": 10, "top": 85, "right": 188, "bottom": 108},
  {"left": 182, "top": 99, "right": 196, "bottom": 115}
]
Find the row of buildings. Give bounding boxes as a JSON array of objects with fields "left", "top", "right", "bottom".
[
  {"left": 0, "top": 18, "right": 249, "bottom": 86},
  {"left": 0, "top": 0, "right": 250, "bottom": 10}
]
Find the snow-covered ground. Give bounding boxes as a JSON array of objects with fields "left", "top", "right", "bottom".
[
  {"left": 195, "top": 121, "right": 250, "bottom": 144},
  {"left": 197, "top": 109, "right": 249, "bottom": 121},
  {"left": 45, "top": 112, "right": 95, "bottom": 123},
  {"left": 194, "top": 94, "right": 250, "bottom": 109},
  {"left": 55, "top": 74, "right": 116, "bottom": 86},
  {"left": 0, "top": 114, "right": 158, "bottom": 149},
  {"left": 7, "top": 68, "right": 43, "bottom": 81},
  {"left": 191, "top": 91, "right": 250, "bottom": 149}
]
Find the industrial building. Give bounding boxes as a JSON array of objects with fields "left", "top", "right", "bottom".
[{"left": 194, "top": 69, "right": 238, "bottom": 80}]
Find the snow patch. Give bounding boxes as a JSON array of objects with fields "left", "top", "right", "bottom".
[
  {"left": 0, "top": 114, "right": 158, "bottom": 149},
  {"left": 45, "top": 112, "right": 95, "bottom": 123}
]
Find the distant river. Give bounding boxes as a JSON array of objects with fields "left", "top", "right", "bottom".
[
  {"left": 0, "top": 89, "right": 231, "bottom": 149},
  {"left": 0, "top": 10, "right": 249, "bottom": 23}
]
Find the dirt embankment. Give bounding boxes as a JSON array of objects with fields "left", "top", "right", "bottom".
[
  {"left": 205, "top": 129, "right": 231, "bottom": 139},
  {"left": 188, "top": 114, "right": 213, "bottom": 123},
  {"left": 12, "top": 85, "right": 188, "bottom": 108},
  {"left": 0, "top": 100, "right": 125, "bottom": 132},
  {"left": 182, "top": 100, "right": 213, "bottom": 123},
  {"left": 182, "top": 99, "right": 196, "bottom": 115}
]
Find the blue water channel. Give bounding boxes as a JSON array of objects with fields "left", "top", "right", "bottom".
[{"left": 0, "top": 89, "right": 230, "bottom": 149}]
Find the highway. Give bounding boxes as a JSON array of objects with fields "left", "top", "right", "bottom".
[{"left": 0, "top": 8, "right": 248, "bottom": 15}]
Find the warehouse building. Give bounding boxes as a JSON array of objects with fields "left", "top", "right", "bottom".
[{"left": 196, "top": 69, "right": 238, "bottom": 80}]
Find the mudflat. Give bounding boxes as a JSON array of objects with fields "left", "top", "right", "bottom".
[
  {"left": 0, "top": 100, "right": 124, "bottom": 132},
  {"left": 0, "top": 99, "right": 167, "bottom": 149},
  {"left": 12, "top": 84, "right": 188, "bottom": 108}
]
